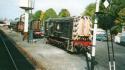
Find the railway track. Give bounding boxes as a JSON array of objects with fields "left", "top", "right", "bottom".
[{"left": 0, "top": 30, "right": 35, "bottom": 70}]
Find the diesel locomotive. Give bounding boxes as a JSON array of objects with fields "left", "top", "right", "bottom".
[{"left": 44, "top": 16, "right": 93, "bottom": 53}]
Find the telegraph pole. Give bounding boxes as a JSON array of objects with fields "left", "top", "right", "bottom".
[{"left": 91, "top": 0, "right": 100, "bottom": 70}]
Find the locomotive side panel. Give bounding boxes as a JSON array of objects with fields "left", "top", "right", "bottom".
[
  {"left": 45, "top": 17, "right": 73, "bottom": 39},
  {"left": 44, "top": 16, "right": 93, "bottom": 53},
  {"left": 56, "top": 21, "right": 73, "bottom": 39},
  {"left": 44, "top": 17, "right": 74, "bottom": 49}
]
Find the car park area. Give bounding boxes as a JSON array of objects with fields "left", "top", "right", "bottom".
[
  {"left": 96, "top": 34, "right": 107, "bottom": 41},
  {"left": 119, "top": 36, "right": 125, "bottom": 46}
]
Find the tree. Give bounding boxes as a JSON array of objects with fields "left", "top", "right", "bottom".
[
  {"left": 83, "top": 1, "right": 125, "bottom": 33},
  {"left": 110, "top": 0, "right": 125, "bottom": 17},
  {"left": 83, "top": 3, "right": 95, "bottom": 17},
  {"left": 44, "top": 8, "right": 58, "bottom": 20},
  {"left": 112, "top": 8, "right": 125, "bottom": 34},
  {"left": 82, "top": 3, "right": 110, "bottom": 29},
  {"left": 109, "top": 0, "right": 125, "bottom": 33},
  {"left": 118, "top": 8, "right": 125, "bottom": 24},
  {"left": 58, "top": 9, "right": 70, "bottom": 17},
  {"left": 32, "top": 10, "right": 42, "bottom": 20}
]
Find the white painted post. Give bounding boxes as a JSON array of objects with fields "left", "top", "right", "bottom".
[
  {"left": 92, "top": 0, "right": 100, "bottom": 57},
  {"left": 95, "top": 0, "right": 100, "bottom": 13},
  {"left": 91, "top": 0, "right": 100, "bottom": 70},
  {"left": 24, "top": 10, "right": 29, "bottom": 32}
]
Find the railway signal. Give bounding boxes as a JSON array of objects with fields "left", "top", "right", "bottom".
[{"left": 103, "top": 0, "right": 116, "bottom": 70}]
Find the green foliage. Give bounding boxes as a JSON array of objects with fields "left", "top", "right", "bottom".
[
  {"left": 58, "top": 9, "right": 70, "bottom": 17},
  {"left": 83, "top": 0, "right": 125, "bottom": 34},
  {"left": 118, "top": 8, "right": 125, "bottom": 24},
  {"left": 114, "top": 7, "right": 125, "bottom": 25},
  {"left": 109, "top": 0, "right": 125, "bottom": 17},
  {"left": 39, "top": 12, "right": 45, "bottom": 21},
  {"left": 44, "top": 8, "right": 58, "bottom": 20},
  {"left": 82, "top": 3, "right": 96, "bottom": 25},
  {"left": 111, "top": 25, "right": 122, "bottom": 35},
  {"left": 32, "top": 10, "right": 42, "bottom": 20},
  {"left": 109, "top": 0, "right": 125, "bottom": 33},
  {"left": 83, "top": 3, "right": 95, "bottom": 17},
  {"left": 118, "top": 8, "right": 125, "bottom": 17}
]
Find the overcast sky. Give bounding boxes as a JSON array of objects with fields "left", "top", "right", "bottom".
[{"left": 0, "top": 0, "right": 95, "bottom": 19}]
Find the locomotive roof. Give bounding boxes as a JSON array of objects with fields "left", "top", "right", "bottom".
[{"left": 45, "top": 17, "right": 73, "bottom": 23}]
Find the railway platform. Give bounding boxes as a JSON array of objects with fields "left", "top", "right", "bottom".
[{"left": 0, "top": 27, "right": 90, "bottom": 70}]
